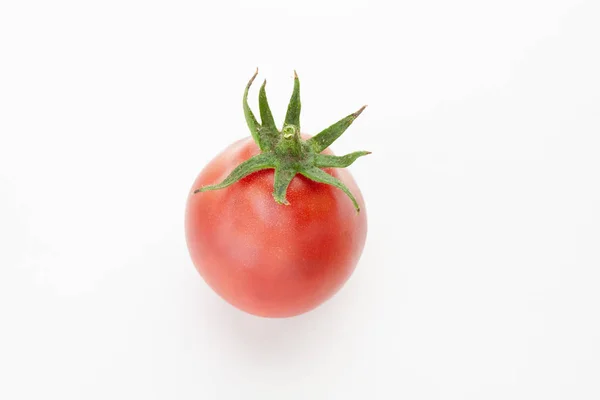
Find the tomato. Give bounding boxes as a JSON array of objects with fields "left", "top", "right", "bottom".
[
  {"left": 185, "top": 70, "right": 369, "bottom": 317},
  {"left": 185, "top": 136, "right": 367, "bottom": 317}
]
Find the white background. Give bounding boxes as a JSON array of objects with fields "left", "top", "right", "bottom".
[{"left": 1, "top": 0, "right": 599, "bottom": 399}]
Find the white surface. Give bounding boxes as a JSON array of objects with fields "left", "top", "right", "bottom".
[{"left": 1, "top": 0, "right": 599, "bottom": 399}]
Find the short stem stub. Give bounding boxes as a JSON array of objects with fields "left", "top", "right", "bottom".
[{"left": 276, "top": 125, "right": 304, "bottom": 158}]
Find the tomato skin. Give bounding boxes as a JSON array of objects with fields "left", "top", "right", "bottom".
[{"left": 185, "top": 136, "right": 367, "bottom": 317}]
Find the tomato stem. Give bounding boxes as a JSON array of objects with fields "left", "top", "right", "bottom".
[{"left": 276, "top": 125, "right": 304, "bottom": 158}]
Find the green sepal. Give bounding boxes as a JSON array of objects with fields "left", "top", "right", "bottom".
[
  {"left": 314, "top": 151, "right": 371, "bottom": 169},
  {"left": 283, "top": 71, "right": 301, "bottom": 131},
  {"left": 258, "top": 79, "right": 279, "bottom": 147},
  {"left": 272, "top": 168, "right": 296, "bottom": 205},
  {"left": 243, "top": 69, "right": 264, "bottom": 150},
  {"left": 306, "top": 105, "right": 366, "bottom": 153},
  {"left": 194, "top": 153, "right": 275, "bottom": 193}
]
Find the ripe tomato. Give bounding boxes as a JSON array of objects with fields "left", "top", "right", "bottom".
[
  {"left": 185, "top": 70, "right": 369, "bottom": 317},
  {"left": 185, "top": 137, "right": 367, "bottom": 317}
]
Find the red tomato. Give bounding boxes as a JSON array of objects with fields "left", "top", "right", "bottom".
[
  {"left": 185, "top": 136, "right": 367, "bottom": 317},
  {"left": 185, "top": 70, "right": 369, "bottom": 317}
]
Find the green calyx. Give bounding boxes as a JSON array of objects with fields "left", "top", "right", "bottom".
[{"left": 194, "top": 69, "right": 370, "bottom": 212}]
